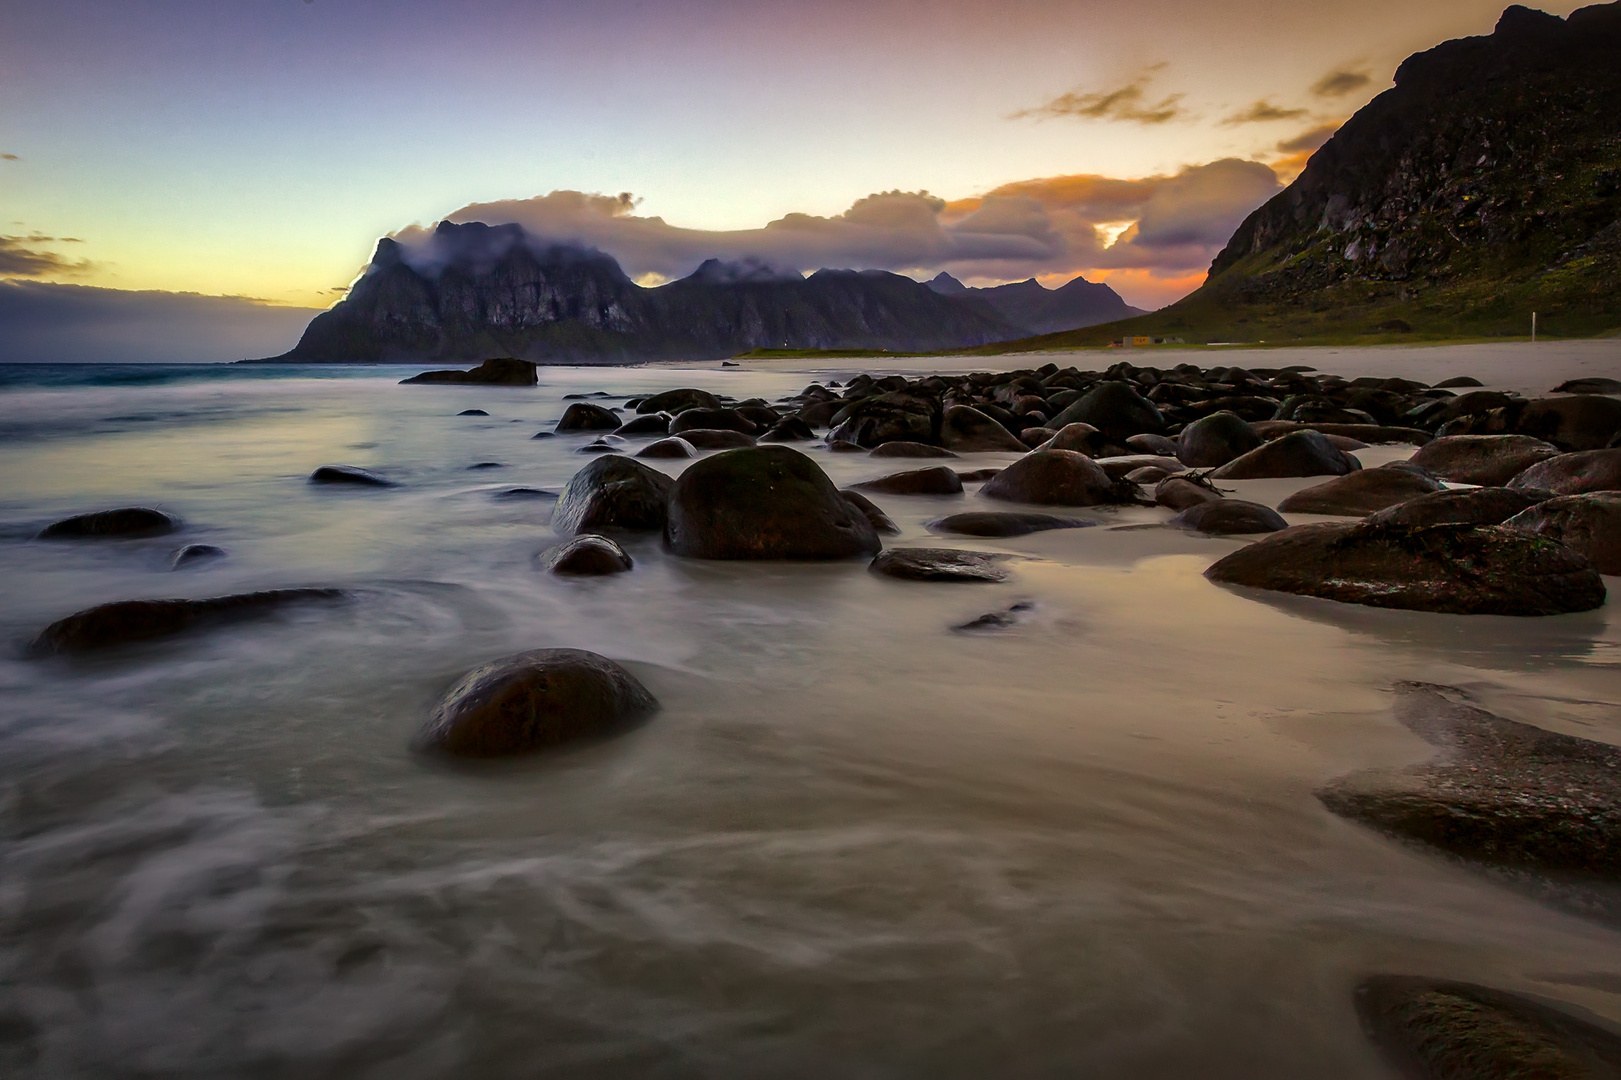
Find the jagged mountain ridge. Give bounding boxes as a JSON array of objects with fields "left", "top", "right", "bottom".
[
  {"left": 271, "top": 222, "right": 1130, "bottom": 362},
  {"left": 926, "top": 272, "right": 1142, "bottom": 334}
]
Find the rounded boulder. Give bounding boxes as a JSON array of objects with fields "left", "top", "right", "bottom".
[{"left": 552, "top": 455, "right": 674, "bottom": 535}]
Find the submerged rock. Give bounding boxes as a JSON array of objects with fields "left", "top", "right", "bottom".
[
  {"left": 1209, "top": 430, "right": 1360, "bottom": 480},
  {"left": 552, "top": 456, "right": 673, "bottom": 535},
  {"left": 670, "top": 407, "right": 758, "bottom": 435},
  {"left": 1047, "top": 380, "right": 1164, "bottom": 440},
  {"left": 170, "top": 543, "right": 226, "bottom": 569},
  {"left": 1169, "top": 500, "right": 1287, "bottom": 535},
  {"left": 1205, "top": 521, "right": 1605, "bottom": 615},
  {"left": 927, "top": 511, "right": 1090, "bottom": 537},
  {"left": 1409, "top": 434, "right": 1562, "bottom": 486},
  {"left": 612, "top": 413, "right": 672, "bottom": 436},
  {"left": 869, "top": 547, "right": 1011, "bottom": 582},
  {"left": 953, "top": 601, "right": 1035, "bottom": 632},
  {"left": 665, "top": 445, "right": 881, "bottom": 559},
  {"left": 309, "top": 465, "right": 394, "bottom": 487},
  {"left": 494, "top": 487, "right": 557, "bottom": 500},
  {"left": 759, "top": 417, "right": 816, "bottom": 442},
  {"left": 457, "top": 408, "right": 489, "bottom": 416},
  {"left": 541, "top": 534, "right": 634, "bottom": 575},
  {"left": 1033, "top": 422, "right": 1105, "bottom": 455},
  {"left": 635, "top": 437, "right": 696, "bottom": 459},
  {"left": 412, "top": 649, "right": 657, "bottom": 758},
  {"left": 1155, "top": 476, "right": 1224, "bottom": 511},
  {"left": 980, "top": 449, "right": 1134, "bottom": 506},
  {"left": 1553, "top": 377, "right": 1621, "bottom": 395},
  {"left": 940, "top": 405, "right": 1027, "bottom": 452},
  {"left": 674, "top": 428, "right": 757, "bottom": 450},
  {"left": 1509, "top": 448, "right": 1621, "bottom": 495},
  {"left": 852, "top": 466, "right": 964, "bottom": 496},
  {"left": 1276, "top": 466, "right": 1444, "bottom": 516},
  {"left": 38, "top": 507, "right": 179, "bottom": 539},
  {"left": 870, "top": 441, "right": 958, "bottom": 458},
  {"left": 31, "top": 588, "right": 346, "bottom": 655},
  {"left": 1504, "top": 492, "right": 1621, "bottom": 574},
  {"left": 400, "top": 358, "right": 538, "bottom": 386}
]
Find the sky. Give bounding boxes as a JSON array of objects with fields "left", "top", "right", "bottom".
[{"left": 0, "top": 0, "right": 1590, "bottom": 361}]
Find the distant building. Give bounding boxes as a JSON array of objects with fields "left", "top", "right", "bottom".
[{"left": 1113, "top": 335, "right": 1182, "bottom": 347}]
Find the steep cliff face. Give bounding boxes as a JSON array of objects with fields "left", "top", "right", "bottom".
[
  {"left": 272, "top": 222, "right": 1030, "bottom": 362},
  {"left": 1192, "top": 2, "right": 1621, "bottom": 336}
]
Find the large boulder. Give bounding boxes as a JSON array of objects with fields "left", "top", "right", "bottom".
[
  {"left": 635, "top": 388, "right": 719, "bottom": 415},
  {"left": 1508, "top": 448, "right": 1621, "bottom": 495},
  {"left": 852, "top": 466, "right": 964, "bottom": 496},
  {"left": 939, "top": 405, "right": 1028, "bottom": 452},
  {"left": 1209, "top": 431, "right": 1361, "bottom": 480},
  {"left": 541, "top": 534, "right": 634, "bottom": 575},
  {"left": 31, "top": 589, "right": 346, "bottom": 655},
  {"left": 670, "top": 408, "right": 758, "bottom": 436},
  {"left": 664, "top": 445, "right": 881, "bottom": 559},
  {"left": 38, "top": 507, "right": 179, "bottom": 539},
  {"left": 1169, "top": 500, "right": 1287, "bottom": 535},
  {"left": 635, "top": 437, "right": 696, "bottom": 459},
  {"left": 1047, "top": 381, "right": 1164, "bottom": 439},
  {"left": 1276, "top": 466, "right": 1443, "bottom": 516},
  {"left": 552, "top": 456, "right": 674, "bottom": 535},
  {"left": 1205, "top": 521, "right": 1605, "bottom": 615},
  {"left": 674, "top": 428, "right": 757, "bottom": 450},
  {"left": 927, "top": 511, "right": 1090, "bottom": 537},
  {"left": 613, "top": 413, "right": 672, "bottom": 436},
  {"left": 829, "top": 392, "right": 939, "bottom": 448},
  {"left": 1408, "top": 434, "right": 1562, "bottom": 485},
  {"left": 1515, "top": 394, "right": 1621, "bottom": 451},
  {"left": 1504, "top": 493, "right": 1621, "bottom": 574},
  {"left": 869, "top": 548, "right": 1010, "bottom": 582},
  {"left": 1176, "top": 411, "right": 1261, "bottom": 468},
  {"left": 1365, "top": 487, "right": 1547, "bottom": 528},
  {"left": 412, "top": 649, "right": 657, "bottom": 758},
  {"left": 399, "top": 357, "right": 538, "bottom": 386},
  {"left": 556, "top": 403, "right": 621, "bottom": 432},
  {"left": 979, "top": 449, "right": 1133, "bottom": 506}
]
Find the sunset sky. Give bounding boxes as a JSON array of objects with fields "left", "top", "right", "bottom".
[{"left": 0, "top": 0, "right": 1589, "bottom": 359}]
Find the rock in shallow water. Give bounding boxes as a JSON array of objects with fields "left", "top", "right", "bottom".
[
  {"left": 31, "top": 588, "right": 346, "bottom": 655},
  {"left": 869, "top": 547, "right": 1011, "bottom": 582},
  {"left": 542, "top": 534, "right": 634, "bottom": 575},
  {"left": 309, "top": 465, "right": 394, "bottom": 487},
  {"left": 555, "top": 402, "right": 620, "bottom": 433},
  {"left": 1276, "top": 466, "right": 1444, "bottom": 516},
  {"left": 1409, "top": 433, "right": 1562, "bottom": 486},
  {"left": 940, "top": 405, "right": 1027, "bottom": 452},
  {"left": 38, "top": 506, "right": 179, "bottom": 539},
  {"left": 1209, "top": 430, "right": 1360, "bottom": 480},
  {"left": 979, "top": 449, "right": 1135, "bottom": 507},
  {"left": 1364, "top": 486, "right": 1546, "bottom": 528},
  {"left": 1504, "top": 492, "right": 1621, "bottom": 574},
  {"left": 852, "top": 466, "right": 964, "bottom": 496},
  {"left": 1169, "top": 500, "right": 1286, "bottom": 535},
  {"left": 1509, "top": 448, "right": 1621, "bottom": 496},
  {"left": 413, "top": 649, "right": 658, "bottom": 758},
  {"left": 927, "top": 511, "right": 1090, "bottom": 537},
  {"left": 635, "top": 437, "right": 696, "bottom": 459},
  {"left": 839, "top": 490, "right": 899, "bottom": 535},
  {"left": 170, "top": 543, "right": 226, "bottom": 568},
  {"left": 1177, "top": 411, "right": 1261, "bottom": 468},
  {"left": 400, "top": 358, "right": 537, "bottom": 386},
  {"left": 1204, "top": 521, "right": 1605, "bottom": 615},
  {"left": 552, "top": 456, "right": 673, "bottom": 535}
]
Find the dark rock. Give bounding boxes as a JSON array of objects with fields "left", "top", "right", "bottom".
[
  {"left": 170, "top": 544, "right": 225, "bottom": 568},
  {"left": 1504, "top": 492, "right": 1621, "bottom": 574},
  {"left": 840, "top": 489, "right": 900, "bottom": 535},
  {"left": 759, "top": 417, "right": 816, "bottom": 442},
  {"left": 1251, "top": 421, "right": 1430, "bottom": 446},
  {"left": 309, "top": 465, "right": 394, "bottom": 487},
  {"left": 956, "top": 468, "right": 1003, "bottom": 483},
  {"left": 1209, "top": 431, "right": 1361, "bottom": 480},
  {"left": 1171, "top": 500, "right": 1288, "bottom": 535},
  {"left": 1205, "top": 521, "right": 1605, "bottom": 615},
  {"left": 852, "top": 466, "right": 964, "bottom": 496},
  {"left": 556, "top": 402, "right": 622, "bottom": 432},
  {"left": 577, "top": 437, "right": 626, "bottom": 454},
  {"left": 494, "top": 487, "right": 558, "bottom": 500},
  {"left": 1126, "top": 433, "right": 1180, "bottom": 456},
  {"left": 552, "top": 455, "right": 673, "bottom": 535},
  {"left": 531, "top": 431, "right": 556, "bottom": 440},
  {"left": 980, "top": 449, "right": 1134, "bottom": 506},
  {"left": 412, "top": 649, "right": 657, "bottom": 758},
  {"left": 927, "top": 511, "right": 1090, "bottom": 537},
  {"left": 613, "top": 413, "right": 672, "bottom": 436},
  {"left": 1033, "top": 422, "right": 1106, "bottom": 455},
  {"left": 674, "top": 428, "right": 757, "bottom": 450},
  {"left": 1509, "top": 448, "right": 1621, "bottom": 495},
  {"left": 1554, "top": 377, "right": 1621, "bottom": 395},
  {"left": 1126, "top": 466, "right": 1174, "bottom": 484},
  {"left": 38, "top": 507, "right": 179, "bottom": 539},
  {"left": 1177, "top": 410, "right": 1263, "bottom": 468},
  {"left": 670, "top": 407, "right": 757, "bottom": 436},
  {"left": 468, "top": 462, "right": 506, "bottom": 470},
  {"left": 664, "top": 446, "right": 881, "bottom": 560},
  {"left": 1155, "top": 475, "right": 1224, "bottom": 511},
  {"left": 1516, "top": 395, "right": 1621, "bottom": 451},
  {"left": 869, "top": 547, "right": 1010, "bottom": 582},
  {"left": 1433, "top": 376, "right": 1484, "bottom": 388},
  {"left": 636, "top": 388, "right": 719, "bottom": 415},
  {"left": 1355, "top": 975, "right": 1621, "bottom": 1079},
  {"left": 31, "top": 589, "right": 346, "bottom": 655},
  {"left": 1048, "top": 380, "right": 1164, "bottom": 439},
  {"left": 1276, "top": 466, "right": 1444, "bottom": 516},
  {"left": 939, "top": 405, "right": 1028, "bottom": 452},
  {"left": 1366, "top": 487, "right": 1547, "bottom": 528},
  {"left": 1020, "top": 427, "right": 1057, "bottom": 447},
  {"left": 870, "top": 441, "right": 958, "bottom": 458},
  {"left": 827, "top": 439, "right": 864, "bottom": 452},
  {"left": 953, "top": 601, "right": 1036, "bottom": 632},
  {"left": 635, "top": 437, "right": 696, "bottom": 459},
  {"left": 542, "top": 534, "right": 634, "bottom": 575},
  {"left": 830, "top": 392, "right": 939, "bottom": 448},
  {"left": 458, "top": 408, "right": 489, "bottom": 416},
  {"left": 400, "top": 358, "right": 538, "bottom": 386},
  {"left": 1409, "top": 434, "right": 1562, "bottom": 485},
  {"left": 1094, "top": 454, "right": 1182, "bottom": 479}
]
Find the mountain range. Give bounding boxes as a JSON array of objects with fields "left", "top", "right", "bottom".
[{"left": 266, "top": 224, "right": 1134, "bottom": 363}]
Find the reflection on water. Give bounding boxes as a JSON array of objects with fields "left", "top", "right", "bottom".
[{"left": 0, "top": 363, "right": 1619, "bottom": 1078}]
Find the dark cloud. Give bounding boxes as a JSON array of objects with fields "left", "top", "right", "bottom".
[
  {"left": 0, "top": 282, "right": 321, "bottom": 363},
  {"left": 1222, "top": 100, "right": 1309, "bottom": 125},
  {"left": 1012, "top": 66, "right": 1183, "bottom": 125},
  {"left": 0, "top": 235, "right": 93, "bottom": 278},
  {"left": 1277, "top": 123, "right": 1341, "bottom": 154},
  {"left": 1312, "top": 69, "right": 1372, "bottom": 97}
]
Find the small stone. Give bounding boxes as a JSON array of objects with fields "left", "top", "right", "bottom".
[{"left": 542, "top": 534, "right": 634, "bottom": 575}]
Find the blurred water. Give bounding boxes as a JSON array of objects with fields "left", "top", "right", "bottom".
[{"left": 0, "top": 361, "right": 1618, "bottom": 1078}]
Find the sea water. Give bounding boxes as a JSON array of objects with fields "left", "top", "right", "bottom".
[{"left": 0, "top": 355, "right": 1618, "bottom": 1078}]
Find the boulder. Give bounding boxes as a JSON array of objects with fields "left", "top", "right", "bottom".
[
  {"left": 1409, "top": 434, "right": 1562, "bottom": 485},
  {"left": 1033, "top": 422, "right": 1106, "bottom": 455},
  {"left": 1553, "top": 377, "right": 1621, "bottom": 395},
  {"left": 1515, "top": 395, "right": 1621, "bottom": 451},
  {"left": 1047, "top": 380, "right": 1164, "bottom": 439},
  {"left": 1504, "top": 492, "right": 1621, "bottom": 574},
  {"left": 1276, "top": 466, "right": 1444, "bottom": 516},
  {"left": 1177, "top": 411, "right": 1261, "bottom": 468},
  {"left": 869, "top": 548, "right": 1011, "bottom": 582},
  {"left": 1250, "top": 421, "right": 1430, "bottom": 446},
  {"left": 675, "top": 429, "right": 757, "bottom": 450},
  {"left": 1170, "top": 500, "right": 1287, "bottom": 535},
  {"left": 552, "top": 456, "right": 674, "bottom": 535},
  {"left": 170, "top": 543, "right": 226, "bottom": 569},
  {"left": 309, "top": 465, "right": 394, "bottom": 486},
  {"left": 759, "top": 417, "right": 815, "bottom": 442},
  {"left": 399, "top": 358, "right": 538, "bottom": 386},
  {"left": 1355, "top": 975, "right": 1621, "bottom": 1079},
  {"left": 458, "top": 408, "right": 488, "bottom": 416},
  {"left": 1126, "top": 466, "right": 1174, "bottom": 484},
  {"left": 829, "top": 392, "right": 939, "bottom": 448},
  {"left": 956, "top": 468, "right": 1002, "bottom": 483},
  {"left": 412, "top": 649, "right": 657, "bottom": 758},
  {"left": 1125, "top": 433, "right": 1180, "bottom": 456},
  {"left": 555, "top": 402, "right": 622, "bottom": 432},
  {"left": 839, "top": 490, "right": 900, "bottom": 535},
  {"left": 927, "top": 512, "right": 1090, "bottom": 537},
  {"left": 870, "top": 441, "right": 957, "bottom": 458},
  {"left": 635, "top": 437, "right": 696, "bottom": 459},
  {"left": 31, "top": 589, "right": 346, "bottom": 655},
  {"left": 939, "top": 405, "right": 1028, "bottom": 452},
  {"left": 542, "top": 534, "right": 634, "bottom": 575},
  {"left": 577, "top": 437, "right": 626, "bottom": 455},
  {"left": 980, "top": 449, "right": 1134, "bottom": 506},
  {"left": 636, "top": 388, "right": 719, "bottom": 415},
  {"left": 670, "top": 408, "right": 758, "bottom": 436},
  {"left": 1205, "top": 521, "right": 1604, "bottom": 615},
  {"left": 664, "top": 446, "right": 882, "bottom": 560},
  {"left": 1509, "top": 448, "right": 1621, "bottom": 495},
  {"left": 1366, "top": 487, "right": 1547, "bottom": 528},
  {"left": 613, "top": 413, "right": 672, "bottom": 436},
  {"left": 1209, "top": 431, "right": 1360, "bottom": 480},
  {"left": 38, "top": 507, "right": 179, "bottom": 539},
  {"left": 953, "top": 601, "right": 1036, "bottom": 632},
  {"left": 1155, "top": 476, "right": 1224, "bottom": 511},
  {"left": 1433, "top": 375, "right": 1484, "bottom": 388},
  {"left": 852, "top": 466, "right": 964, "bottom": 496},
  {"left": 1094, "top": 455, "right": 1183, "bottom": 479}
]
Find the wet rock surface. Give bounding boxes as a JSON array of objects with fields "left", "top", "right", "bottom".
[
  {"left": 1177, "top": 411, "right": 1261, "bottom": 468},
  {"left": 1155, "top": 475, "right": 1225, "bottom": 511},
  {"left": 869, "top": 547, "right": 1011, "bottom": 582},
  {"left": 170, "top": 543, "right": 226, "bottom": 568},
  {"left": 309, "top": 465, "right": 394, "bottom": 487},
  {"left": 31, "top": 589, "right": 347, "bottom": 655},
  {"left": 927, "top": 511, "right": 1091, "bottom": 537},
  {"left": 839, "top": 489, "right": 900, "bottom": 535},
  {"left": 1366, "top": 486, "right": 1547, "bottom": 528},
  {"left": 869, "top": 441, "right": 957, "bottom": 458},
  {"left": 552, "top": 456, "right": 673, "bottom": 535},
  {"left": 556, "top": 402, "right": 622, "bottom": 432},
  {"left": 38, "top": 507, "right": 180, "bottom": 539},
  {"left": 1409, "top": 434, "right": 1563, "bottom": 486},
  {"left": 1170, "top": 500, "right": 1288, "bottom": 535},
  {"left": 412, "top": 649, "right": 657, "bottom": 758},
  {"left": 980, "top": 450, "right": 1135, "bottom": 506},
  {"left": 1205, "top": 521, "right": 1606, "bottom": 615},
  {"left": 1509, "top": 448, "right": 1621, "bottom": 496},
  {"left": 1210, "top": 431, "right": 1361, "bottom": 480},
  {"left": 541, "top": 534, "right": 634, "bottom": 575},
  {"left": 1504, "top": 492, "right": 1621, "bottom": 574},
  {"left": 852, "top": 466, "right": 964, "bottom": 496},
  {"left": 1276, "top": 466, "right": 1444, "bottom": 516}
]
